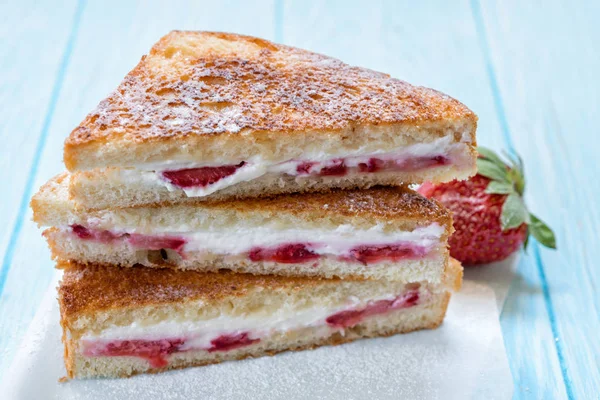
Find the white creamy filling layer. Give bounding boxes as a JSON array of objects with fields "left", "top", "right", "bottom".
[
  {"left": 81, "top": 290, "right": 412, "bottom": 349},
  {"left": 181, "top": 223, "right": 443, "bottom": 255},
  {"left": 113, "top": 136, "right": 470, "bottom": 197},
  {"left": 67, "top": 223, "right": 444, "bottom": 256}
]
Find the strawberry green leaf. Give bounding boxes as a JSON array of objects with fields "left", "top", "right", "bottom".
[
  {"left": 485, "top": 181, "right": 514, "bottom": 195},
  {"left": 529, "top": 213, "right": 557, "bottom": 249},
  {"left": 501, "top": 193, "right": 529, "bottom": 230},
  {"left": 512, "top": 152, "right": 525, "bottom": 172},
  {"left": 477, "top": 146, "right": 506, "bottom": 167},
  {"left": 499, "top": 150, "right": 525, "bottom": 195},
  {"left": 504, "top": 151, "right": 524, "bottom": 175},
  {"left": 507, "top": 168, "right": 526, "bottom": 196},
  {"left": 477, "top": 158, "right": 509, "bottom": 182},
  {"left": 523, "top": 227, "right": 530, "bottom": 252},
  {"left": 502, "top": 150, "right": 519, "bottom": 169}
]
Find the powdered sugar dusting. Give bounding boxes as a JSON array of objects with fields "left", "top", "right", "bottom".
[{"left": 68, "top": 31, "right": 474, "bottom": 145}]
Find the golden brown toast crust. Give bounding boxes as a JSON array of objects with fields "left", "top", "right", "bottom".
[
  {"left": 64, "top": 31, "right": 476, "bottom": 169},
  {"left": 205, "top": 185, "right": 451, "bottom": 225}
]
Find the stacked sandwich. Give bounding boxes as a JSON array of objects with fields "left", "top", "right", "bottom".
[{"left": 31, "top": 31, "right": 477, "bottom": 379}]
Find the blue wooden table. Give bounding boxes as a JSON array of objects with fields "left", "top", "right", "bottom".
[{"left": 1, "top": 1, "right": 598, "bottom": 398}]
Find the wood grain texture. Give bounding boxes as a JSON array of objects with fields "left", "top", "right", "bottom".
[
  {"left": 0, "top": 0, "right": 79, "bottom": 373},
  {"left": 0, "top": 0, "right": 78, "bottom": 288},
  {"left": 477, "top": 0, "right": 600, "bottom": 397},
  {"left": 0, "top": 0, "right": 598, "bottom": 397}
]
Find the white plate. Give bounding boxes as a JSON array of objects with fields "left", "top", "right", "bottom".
[{"left": 1, "top": 274, "right": 513, "bottom": 400}]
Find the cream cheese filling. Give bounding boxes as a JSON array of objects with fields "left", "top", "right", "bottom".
[
  {"left": 181, "top": 223, "right": 443, "bottom": 255},
  {"left": 65, "top": 223, "right": 444, "bottom": 257},
  {"left": 112, "top": 136, "right": 470, "bottom": 197},
  {"left": 81, "top": 289, "right": 420, "bottom": 349}
]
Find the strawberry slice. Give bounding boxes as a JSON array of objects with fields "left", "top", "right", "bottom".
[
  {"left": 71, "top": 224, "right": 93, "bottom": 239},
  {"left": 326, "top": 290, "right": 420, "bottom": 328},
  {"left": 70, "top": 224, "right": 119, "bottom": 242},
  {"left": 248, "top": 243, "right": 320, "bottom": 263},
  {"left": 396, "top": 155, "right": 449, "bottom": 171},
  {"left": 207, "top": 332, "right": 259, "bottom": 352},
  {"left": 162, "top": 162, "right": 245, "bottom": 188},
  {"left": 348, "top": 244, "right": 426, "bottom": 265},
  {"left": 319, "top": 159, "right": 347, "bottom": 176},
  {"left": 296, "top": 162, "right": 316, "bottom": 174},
  {"left": 86, "top": 338, "right": 185, "bottom": 368},
  {"left": 358, "top": 158, "right": 385, "bottom": 173}
]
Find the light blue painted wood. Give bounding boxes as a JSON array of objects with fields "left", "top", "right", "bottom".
[
  {"left": 0, "top": 0, "right": 78, "bottom": 286},
  {"left": 0, "top": 0, "right": 79, "bottom": 372},
  {"left": 0, "top": 0, "right": 275, "bottom": 376},
  {"left": 477, "top": 0, "right": 600, "bottom": 398}
]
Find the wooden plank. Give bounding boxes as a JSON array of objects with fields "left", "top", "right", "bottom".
[
  {"left": 0, "top": 0, "right": 79, "bottom": 378},
  {"left": 499, "top": 255, "right": 571, "bottom": 398},
  {"left": 0, "top": 0, "right": 78, "bottom": 287},
  {"left": 477, "top": 0, "right": 600, "bottom": 397},
  {"left": 0, "top": 0, "right": 275, "bottom": 376},
  {"left": 281, "top": 2, "right": 569, "bottom": 396}
]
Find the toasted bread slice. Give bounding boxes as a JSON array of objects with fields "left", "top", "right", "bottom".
[
  {"left": 33, "top": 174, "right": 452, "bottom": 283},
  {"left": 63, "top": 31, "right": 477, "bottom": 207},
  {"left": 59, "top": 259, "right": 462, "bottom": 379}
]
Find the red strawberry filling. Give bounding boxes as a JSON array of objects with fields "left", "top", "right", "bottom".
[
  {"left": 207, "top": 333, "right": 260, "bottom": 352},
  {"left": 292, "top": 160, "right": 352, "bottom": 176},
  {"left": 318, "top": 159, "right": 348, "bottom": 176},
  {"left": 159, "top": 154, "right": 450, "bottom": 190},
  {"left": 127, "top": 234, "right": 186, "bottom": 253},
  {"left": 296, "top": 160, "right": 349, "bottom": 176},
  {"left": 83, "top": 333, "right": 259, "bottom": 367},
  {"left": 69, "top": 225, "right": 186, "bottom": 254},
  {"left": 358, "top": 158, "right": 385, "bottom": 173},
  {"left": 396, "top": 155, "right": 450, "bottom": 171},
  {"left": 162, "top": 162, "right": 246, "bottom": 188},
  {"left": 69, "top": 228, "right": 431, "bottom": 266},
  {"left": 295, "top": 162, "right": 316, "bottom": 174},
  {"left": 82, "top": 289, "right": 420, "bottom": 366},
  {"left": 326, "top": 290, "right": 420, "bottom": 328},
  {"left": 248, "top": 242, "right": 428, "bottom": 265},
  {"left": 83, "top": 338, "right": 186, "bottom": 368},
  {"left": 346, "top": 243, "right": 428, "bottom": 265},
  {"left": 71, "top": 224, "right": 119, "bottom": 242},
  {"left": 295, "top": 155, "right": 449, "bottom": 177},
  {"left": 248, "top": 243, "right": 320, "bottom": 263}
]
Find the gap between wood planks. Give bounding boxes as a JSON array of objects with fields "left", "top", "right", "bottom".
[
  {"left": 0, "top": 0, "right": 87, "bottom": 298},
  {"left": 470, "top": 0, "right": 574, "bottom": 398}
]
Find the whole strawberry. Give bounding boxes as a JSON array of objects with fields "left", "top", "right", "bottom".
[{"left": 418, "top": 147, "right": 556, "bottom": 265}]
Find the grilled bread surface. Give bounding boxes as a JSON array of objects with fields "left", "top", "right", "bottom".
[{"left": 64, "top": 31, "right": 477, "bottom": 170}]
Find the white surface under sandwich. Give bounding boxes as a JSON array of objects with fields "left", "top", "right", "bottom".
[{"left": 1, "top": 274, "right": 513, "bottom": 400}]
